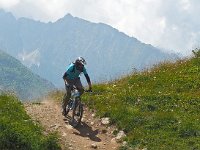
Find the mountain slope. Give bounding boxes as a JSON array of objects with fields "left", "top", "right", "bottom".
[
  {"left": 0, "top": 10, "right": 177, "bottom": 87},
  {"left": 82, "top": 50, "right": 200, "bottom": 150},
  {"left": 0, "top": 50, "right": 55, "bottom": 100}
]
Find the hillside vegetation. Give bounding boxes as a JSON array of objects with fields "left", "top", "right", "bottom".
[
  {"left": 0, "top": 94, "right": 61, "bottom": 150},
  {"left": 82, "top": 50, "right": 200, "bottom": 150},
  {"left": 0, "top": 50, "right": 55, "bottom": 100}
]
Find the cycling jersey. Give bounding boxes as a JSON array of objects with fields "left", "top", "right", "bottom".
[{"left": 65, "top": 63, "right": 88, "bottom": 80}]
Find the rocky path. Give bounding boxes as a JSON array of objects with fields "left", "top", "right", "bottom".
[{"left": 24, "top": 100, "right": 120, "bottom": 150}]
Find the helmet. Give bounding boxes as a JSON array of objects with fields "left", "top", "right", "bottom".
[{"left": 75, "top": 57, "right": 87, "bottom": 65}]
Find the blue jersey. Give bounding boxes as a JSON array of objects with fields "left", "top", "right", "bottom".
[{"left": 66, "top": 63, "right": 88, "bottom": 80}]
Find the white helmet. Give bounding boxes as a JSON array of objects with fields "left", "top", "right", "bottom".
[{"left": 75, "top": 57, "right": 87, "bottom": 65}]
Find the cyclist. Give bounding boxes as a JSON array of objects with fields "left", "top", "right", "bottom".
[{"left": 62, "top": 57, "right": 92, "bottom": 116}]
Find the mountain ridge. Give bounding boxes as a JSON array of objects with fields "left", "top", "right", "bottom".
[{"left": 0, "top": 9, "right": 177, "bottom": 87}]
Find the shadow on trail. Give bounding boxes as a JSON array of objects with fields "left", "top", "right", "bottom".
[
  {"left": 64, "top": 117, "right": 101, "bottom": 142},
  {"left": 73, "top": 122, "right": 101, "bottom": 142}
]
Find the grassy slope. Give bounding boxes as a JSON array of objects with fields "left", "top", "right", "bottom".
[
  {"left": 83, "top": 52, "right": 200, "bottom": 150},
  {"left": 0, "top": 94, "right": 61, "bottom": 150}
]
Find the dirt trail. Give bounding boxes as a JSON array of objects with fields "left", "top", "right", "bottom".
[{"left": 24, "top": 100, "right": 120, "bottom": 150}]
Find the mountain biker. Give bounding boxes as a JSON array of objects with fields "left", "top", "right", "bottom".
[{"left": 62, "top": 57, "right": 92, "bottom": 116}]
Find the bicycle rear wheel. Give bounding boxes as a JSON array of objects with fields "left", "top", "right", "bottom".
[{"left": 71, "top": 98, "right": 83, "bottom": 127}]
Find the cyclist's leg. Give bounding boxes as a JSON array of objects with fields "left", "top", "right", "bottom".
[
  {"left": 74, "top": 77, "right": 84, "bottom": 96},
  {"left": 62, "top": 80, "right": 74, "bottom": 115}
]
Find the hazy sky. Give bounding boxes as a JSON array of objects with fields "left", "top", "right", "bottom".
[{"left": 0, "top": 0, "right": 200, "bottom": 56}]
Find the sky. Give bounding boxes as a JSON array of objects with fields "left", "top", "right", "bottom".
[{"left": 0, "top": 0, "right": 200, "bottom": 56}]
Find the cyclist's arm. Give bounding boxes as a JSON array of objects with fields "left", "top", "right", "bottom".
[
  {"left": 85, "top": 74, "right": 91, "bottom": 88},
  {"left": 83, "top": 68, "right": 92, "bottom": 91}
]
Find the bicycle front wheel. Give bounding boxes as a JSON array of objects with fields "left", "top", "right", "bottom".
[{"left": 71, "top": 98, "right": 83, "bottom": 127}]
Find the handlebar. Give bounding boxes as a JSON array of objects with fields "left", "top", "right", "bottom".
[
  {"left": 84, "top": 89, "right": 92, "bottom": 93},
  {"left": 65, "top": 83, "right": 92, "bottom": 93}
]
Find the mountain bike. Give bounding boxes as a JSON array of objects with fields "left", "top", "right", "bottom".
[{"left": 65, "top": 86, "right": 93, "bottom": 127}]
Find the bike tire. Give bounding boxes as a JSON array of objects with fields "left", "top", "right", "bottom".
[
  {"left": 71, "top": 98, "right": 83, "bottom": 127},
  {"left": 65, "top": 99, "right": 72, "bottom": 116}
]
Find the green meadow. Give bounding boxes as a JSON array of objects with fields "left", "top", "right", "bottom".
[{"left": 82, "top": 49, "right": 200, "bottom": 150}]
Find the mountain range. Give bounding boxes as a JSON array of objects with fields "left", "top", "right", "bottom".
[{"left": 0, "top": 9, "right": 177, "bottom": 87}]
